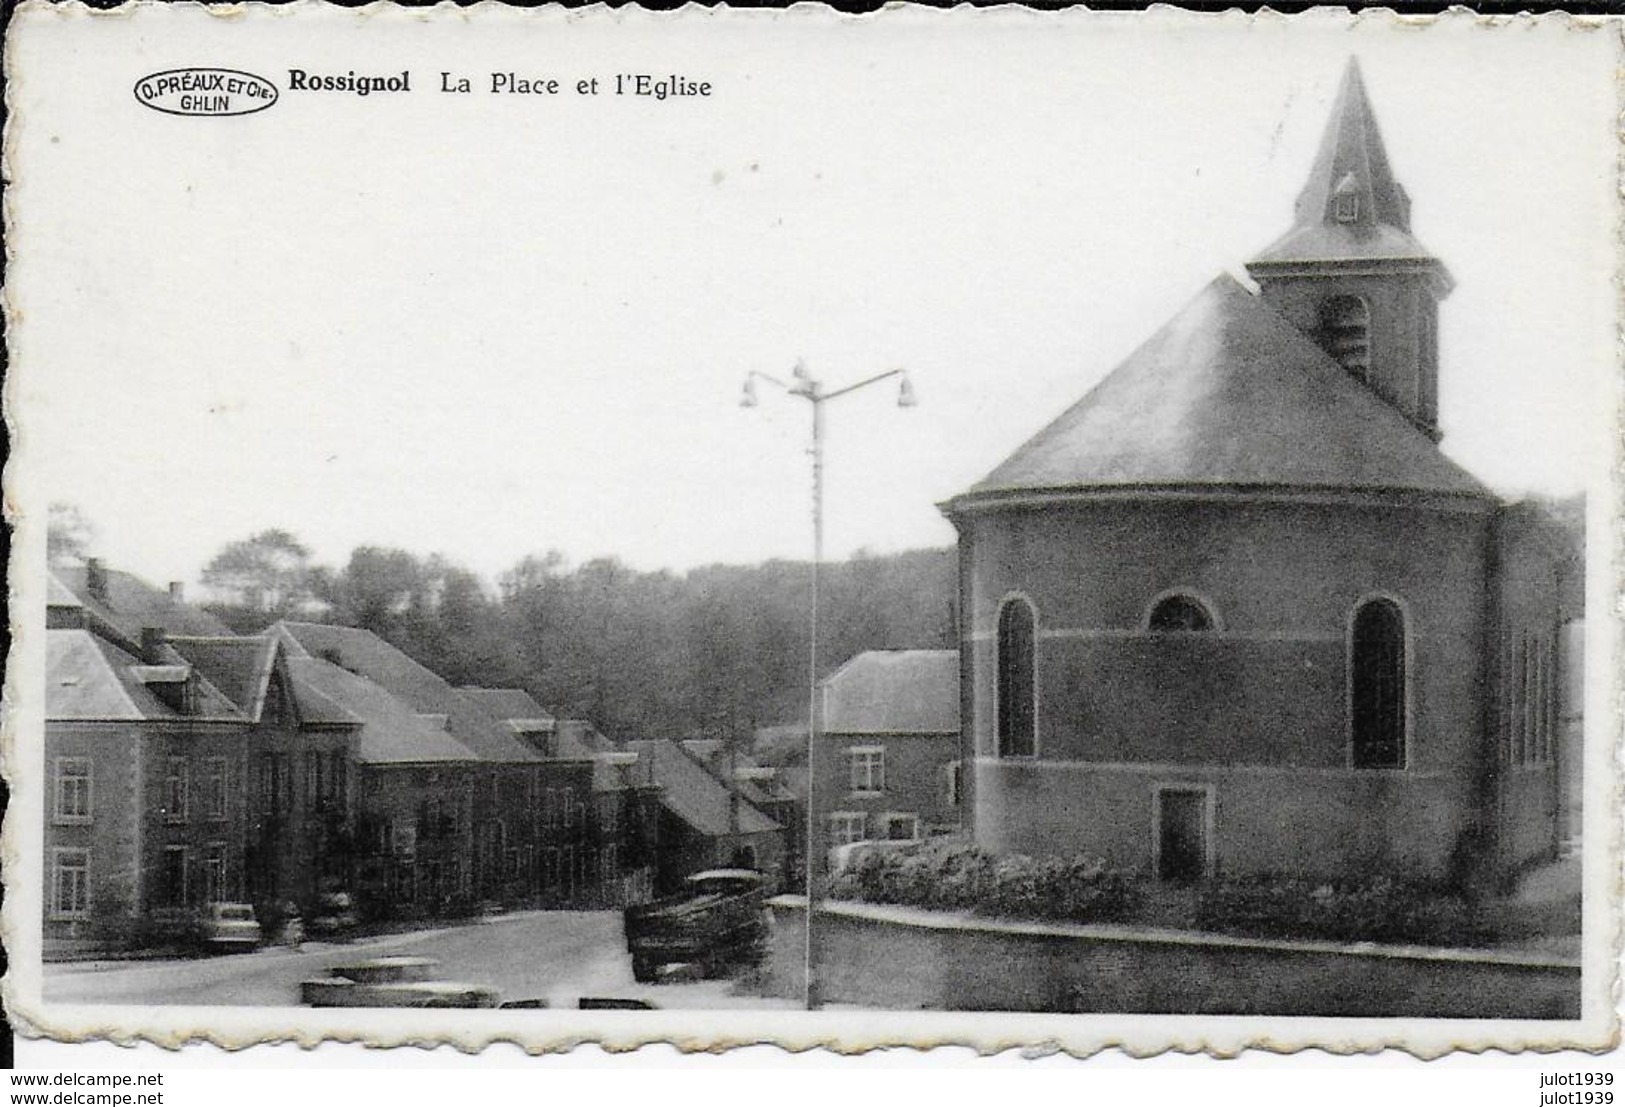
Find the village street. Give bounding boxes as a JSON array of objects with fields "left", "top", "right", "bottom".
[{"left": 43, "top": 910, "right": 795, "bottom": 1011}]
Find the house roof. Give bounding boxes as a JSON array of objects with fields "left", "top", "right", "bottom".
[
  {"left": 55, "top": 566, "right": 232, "bottom": 643},
  {"left": 950, "top": 275, "right": 1490, "bottom": 507},
  {"left": 272, "top": 622, "right": 542, "bottom": 763},
  {"left": 282, "top": 655, "right": 475, "bottom": 765},
  {"left": 678, "top": 740, "right": 794, "bottom": 806},
  {"left": 624, "top": 739, "right": 779, "bottom": 837},
  {"left": 166, "top": 636, "right": 279, "bottom": 720},
  {"left": 46, "top": 629, "right": 245, "bottom": 722},
  {"left": 820, "top": 649, "right": 959, "bottom": 735},
  {"left": 457, "top": 687, "right": 556, "bottom": 728},
  {"left": 1249, "top": 59, "right": 1444, "bottom": 273}
]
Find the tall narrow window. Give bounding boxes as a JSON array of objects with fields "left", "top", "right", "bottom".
[
  {"left": 204, "top": 757, "right": 228, "bottom": 821},
  {"left": 1316, "top": 295, "right": 1372, "bottom": 382},
  {"left": 997, "top": 598, "right": 1036, "bottom": 757},
  {"left": 161, "top": 845, "right": 189, "bottom": 908},
  {"left": 51, "top": 849, "right": 91, "bottom": 920},
  {"left": 1351, "top": 599, "right": 1406, "bottom": 769},
  {"left": 203, "top": 845, "right": 227, "bottom": 904},
  {"left": 54, "top": 758, "right": 92, "bottom": 824},
  {"left": 163, "top": 758, "right": 189, "bottom": 824}
]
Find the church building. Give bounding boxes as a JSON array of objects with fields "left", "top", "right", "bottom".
[{"left": 940, "top": 62, "right": 1582, "bottom": 889}]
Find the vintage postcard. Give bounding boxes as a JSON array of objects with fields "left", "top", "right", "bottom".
[{"left": 3, "top": 1, "right": 1620, "bottom": 1060}]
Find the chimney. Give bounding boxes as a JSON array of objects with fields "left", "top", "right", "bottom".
[
  {"left": 168, "top": 581, "right": 185, "bottom": 604},
  {"left": 140, "top": 626, "right": 167, "bottom": 665},
  {"left": 85, "top": 557, "right": 108, "bottom": 604}
]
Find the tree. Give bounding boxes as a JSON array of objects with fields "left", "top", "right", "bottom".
[
  {"left": 200, "top": 529, "right": 316, "bottom": 620},
  {"left": 47, "top": 502, "right": 96, "bottom": 566}
]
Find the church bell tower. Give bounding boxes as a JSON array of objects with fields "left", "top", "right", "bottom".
[{"left": 1246, "top": 60, "right": 1453, "bottom": 441}]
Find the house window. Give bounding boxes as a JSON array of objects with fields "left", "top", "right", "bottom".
[
  {"left": 51, "top": 849, "right": 90, "bottom": 920},
  {"left": 276, "top": 755, "right": 293, "bottom": 814},
  {"left": 996, "top": 598, "right": 1036, "bottom": 757},
  {"left": 848, "top": 747, "right": 885, "bottom": 794},
  {"left": 828, "top": 811, "right": 868, "bottom": 846},
  {"left": 602, "top": 800, "right": 619, "bottom": 836},
  {"left": 1351, "top": 598, "right": 1406, "bottom": 769},
  {"left": 54, "top": 758, "right": 92, "bottom": 824},
  {"left": 882, "top": 813, "right": 920, "bottom": 841},
  {"left": 202, "top": 845, "right": 227, "bottom": 904},
  {"left": 1316, "top": 295, "right": 1372, "bottom": 382},
  {"left": 602, "top": 844, "right": 618, "bottom": 884},
  {"left": 163, "top": 757, "right": 189, "bottom": 823},
  {"left": 1147, "top": 594, "right": 1214, "bottom": 632},
  {"left": 256, "top": 755, "right": 275, "bottom": 815},
  {"left": 943, "top": 761, "right": 962, "bottom": 807},
  {"left": 204, "top": 758, "right": 228, "bottom": 821},
  {"left": 161, "top": 845, "right": 189, "bottom": 908},
  {"left": 1334, "top": 191, "right": 1359, "bottom": 223}
]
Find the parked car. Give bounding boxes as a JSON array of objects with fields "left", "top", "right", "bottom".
[
  {"left": 308, "top": 891, "right": 360, "bottom": 940},
  {"left": 622, "top": 869, "right": 768, "bottom": 983},
  {"left": 193, "top": 902, "right": 264, "bottom": 953}
]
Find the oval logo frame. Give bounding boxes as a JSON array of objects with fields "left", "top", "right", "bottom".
[{"left": 133, "top": 68, "right": 279, "bottom": 117}]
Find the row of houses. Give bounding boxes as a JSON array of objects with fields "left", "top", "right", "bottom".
[{"left": 43, "top": 562, "right": 795, "bottom": 954}]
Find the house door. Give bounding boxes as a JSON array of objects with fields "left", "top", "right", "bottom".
[{"left": 1156, "top": 788, "right": 1209, "bottom": 883}]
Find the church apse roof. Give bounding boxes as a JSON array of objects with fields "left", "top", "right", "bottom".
[{"left": 949, "top": 274, "right": 1490, "bottom": 508}]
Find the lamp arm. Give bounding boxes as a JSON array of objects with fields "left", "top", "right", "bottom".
[
  {"left": 746, "top": 369, "right": 793, "bottom": 392},
  {"left": 820, "top": 368, "right": 905, "bottom": 402}
]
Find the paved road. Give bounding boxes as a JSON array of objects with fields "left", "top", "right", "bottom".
[{"left": 44, "top": 910, "right": 795, "bottom": 1010}]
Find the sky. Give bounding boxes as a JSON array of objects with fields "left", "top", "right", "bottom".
[{"left": 9, "top": 7, "right": 1619, "bottom": 594}]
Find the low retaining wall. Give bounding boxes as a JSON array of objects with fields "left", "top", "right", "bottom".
[{"left": 766, "top": 896, "right": 1579, "bottom": 1018}]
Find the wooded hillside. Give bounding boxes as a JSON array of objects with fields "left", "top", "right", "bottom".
[{"left": 194, "top": 532, "right": 957, "bottom": 743}]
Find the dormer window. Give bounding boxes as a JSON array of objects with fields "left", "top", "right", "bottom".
[{"left": 1332, "top": 172, "right": 1360, "bottom": 224}]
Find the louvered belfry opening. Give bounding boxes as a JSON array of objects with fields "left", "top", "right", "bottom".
[
  {"left": 1351, "top": 599, "right": 1406, "bottom": 769},
  {"left": 1316, "top": 295, "right": 1372, "bottom": 383},
  {"left": 996, "top": 599, "right": 1035, "bottom": 758}
]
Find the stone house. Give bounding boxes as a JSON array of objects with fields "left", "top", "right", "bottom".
[{"left": 811, "top": 650, "right": 961, "bottom": 857}]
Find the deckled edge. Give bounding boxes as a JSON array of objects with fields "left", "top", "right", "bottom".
[{"left": 0, "top": 0, "right": 1620, "bottom": 1063}]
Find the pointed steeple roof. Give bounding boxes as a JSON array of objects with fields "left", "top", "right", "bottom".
[
  {"left": 1250, "top": 60, "right": 1445, "bottom": 273},
  {"left": 945, "top": 275, "right": 1489, "bottom": 508}
]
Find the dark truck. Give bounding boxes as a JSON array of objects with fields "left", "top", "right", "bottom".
[{"left": 622, "top": 869, "right": 770, "bottom": 983}]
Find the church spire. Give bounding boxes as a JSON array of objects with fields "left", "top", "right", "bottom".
[
  {"left": 1246, "top": 60, "right": 1452, "bottom": 443},
  {"left": 1292, "top": 59, "right": 1411, "bottom": 236}
]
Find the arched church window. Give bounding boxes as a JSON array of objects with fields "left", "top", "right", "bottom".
[
  {"left": 1351, "top": 598, "right": 1406, "bottom": 769},
  {"left": 1147, "top": 593, "right": 1215, "bottom": 633},
  {"left": 1316, "top": 295, "right": 1372, "bottom": 382},
  {"left": 996, "top": 598, "right": 1036, "bottom": 758}
]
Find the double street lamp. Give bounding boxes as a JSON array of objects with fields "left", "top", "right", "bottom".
[{"left": 740, "top": 360, "right": 916, "bottom": 1010}]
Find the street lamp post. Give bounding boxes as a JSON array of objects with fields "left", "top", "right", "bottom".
[{"left": 740, "top": 360, "right": 916, "bottom": 1010}]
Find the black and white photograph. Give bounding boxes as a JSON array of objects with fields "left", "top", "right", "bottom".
[{"left": 4, "top": 2, "right": 1619, "bottom": 1062}]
